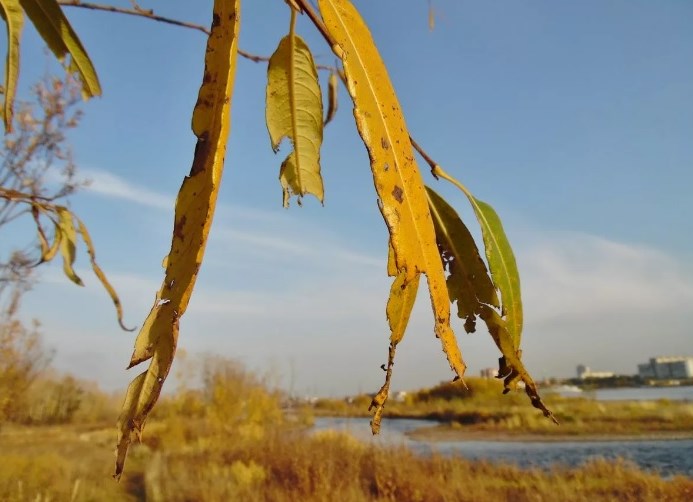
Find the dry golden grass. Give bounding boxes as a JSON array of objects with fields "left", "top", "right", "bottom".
[{"left": 2, "top": 360, "right": 692, "bottom": 501}]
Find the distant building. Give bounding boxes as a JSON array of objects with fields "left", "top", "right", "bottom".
[
  {"left": 638, "top": 356, "right": 693, "bottom": 379},
  {"left": 577, "top": 365, "right": 589, "bottom": 379},
  {"left": 576, "top": 364, "right": 614, "bottom": 380}
]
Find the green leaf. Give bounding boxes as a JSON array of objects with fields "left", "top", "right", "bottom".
[
  {"left": 115, "top": 0, "right": 240, "bottom": 479},
  {"left": 435, "top": 172, "right": 522, "bottom": 350},
  {"left": 466, "top": 194, "right": 522, "bottom": 349},
  {"left": 18, "top": 0, "right": 101, "bottom": 98},
  {"left": 0, "top": 0, "right": 24, "bottom": 132},
  {"left": 56, "top": 206, "right": 83, "bottom": 286},
  {"left": 265, "top": 11, "right": 324, "bottom": 207},
  {"left": 426, "top": 186, "right": 499, "bottom": 333}
]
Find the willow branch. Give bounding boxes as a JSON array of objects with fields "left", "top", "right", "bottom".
[
  {"left": 410, "top": 136, "right": 442, "bottom": 179},
  {"left": 58, "top": 1, "right": 211, "bottom": 35},
  {"left": 58, "top": 0, "right": 446, "bottom": 179}
]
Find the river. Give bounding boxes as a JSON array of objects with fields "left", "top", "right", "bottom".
[
  {"left": 589, "top": 385, "right": 693, "bottom": 401},
  {"left": 312, "top": 417, "right": 693, "bottom": 478}
]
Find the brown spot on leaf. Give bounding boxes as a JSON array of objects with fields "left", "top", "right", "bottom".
[
  {"left": 173, "top": 215, "right": 187, "bottom": 240},
  {"left": 381, "top": 138, "right": 390, "bottom": 150},
  {"left": 392, "top": 185, "right": 404, "bottom": 203}
]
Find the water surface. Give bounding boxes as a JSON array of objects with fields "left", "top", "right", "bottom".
[{"left": 312, "top": 417, "right": 693, "bottom": 478}]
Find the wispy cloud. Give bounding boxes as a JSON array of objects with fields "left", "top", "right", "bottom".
[
  {"left": 519, "top": 232, "right": 693, "bottom": 324},
  {"left": 22, "top": 170, "right": 693, "bottom": 392},
  {"left": 80, "top": 169, "right": 173, "bottom": 210}
]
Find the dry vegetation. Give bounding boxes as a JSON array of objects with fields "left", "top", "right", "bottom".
[
  {"left": 1, "top": 351, "right": 693, "bottom": 501},
  {"left": 314, "top": 378, "right": 693, "bottom": 438}
]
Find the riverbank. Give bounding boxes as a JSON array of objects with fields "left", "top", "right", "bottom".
[
  {"left": 406, "top": 423, "right": 693, "bottom": 443},
  {"left": 311, "top": 378, "right": 693, "bottom": 437}
]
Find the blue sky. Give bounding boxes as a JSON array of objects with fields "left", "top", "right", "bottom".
[{"left": 4, "top": 0, "right": 693, "bottom": 396}]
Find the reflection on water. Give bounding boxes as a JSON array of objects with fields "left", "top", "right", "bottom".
[{"left": 312, "top": 417, "right": 693, "bottom": 478}]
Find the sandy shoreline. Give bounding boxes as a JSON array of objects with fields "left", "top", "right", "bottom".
[{"left": 406, "top": 424, "right": 693, "bottom": 443}]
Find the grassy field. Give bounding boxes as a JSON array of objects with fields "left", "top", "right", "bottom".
[
  {"left": 2, "top": 420, "right": 693, "bottom": 502},
  {"left": 2, "top": 360, "right": 693, "bottom": 501}
]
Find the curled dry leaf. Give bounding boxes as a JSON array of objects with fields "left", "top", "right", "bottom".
[
  {"left": 75, "top": 217, "right": 133, "bottom": 331},
  {"left": 55, "top": 206, "right": 83, "bottom": 286},
  {"left": 369, "top": 253, "right": 419, "bottom": 433},
  {"left": 115, "top": 0, "right": 239, "bottom": 479},
  {"left": 324, "top": 70, "right": 338, "bottom": 126}
]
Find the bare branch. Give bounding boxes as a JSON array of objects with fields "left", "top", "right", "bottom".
[{"left": 57, "top": 1, "right": 211, "bottom": 36}]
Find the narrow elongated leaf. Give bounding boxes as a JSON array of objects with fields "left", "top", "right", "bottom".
[
  {"left": 0, "top": 0, "right": 23, "bottom": 131},
  {"left": 479, "top": 305, "right": 556, "bottom": 423},
  {"left": 266, "top": 23, "right": 324, "bottom": 207},
  {"left": 324, "top": 71, "right": 338, "bottom": 126},
  {"left": 115, "top": 0, "right": 239, "bottom": 479},
  {"left": 31, "top": 206, "right": 60, "bottom": 263},
  {"left": 462, "top": 191, "right": 522, "bottom": 350},
  {"left": 56, "top": 206, "right": 83, "bottom": 286},
  {"left": 319, "top": 0, "right": 466, "bottom": 384},
  {"left": 18, "top": 0, "right": 100, "bottom": 98},
  {"left": 76, "top": 217, "right": 132, "bottom": 331},
  {"left": 426, "top": 186, "right": 498, "bottom": 333},
  {"left": 369, "top": 268, "right": 420, "bottom": 433}
]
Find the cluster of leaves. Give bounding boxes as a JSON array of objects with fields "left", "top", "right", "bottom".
[
  {"left": 1, "top": 0, "right": 557, "bottom": 478},
  {"left": 0, "top": 3, "right": 126, "bottom": 326},
  {"left": 0, "top": 0, "right": 100, "bottom": 132}
]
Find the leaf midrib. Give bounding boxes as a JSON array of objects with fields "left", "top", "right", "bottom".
[
  {"left": 288, "top": 9, "right": 303, "bottom": 192},
  {"left": 328, "top": 2, "right": 431, "bottom": 271},
  {"left": 465, "top": 192, "right": 521, "bottom": 343}
]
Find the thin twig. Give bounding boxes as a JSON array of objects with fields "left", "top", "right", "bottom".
[
  {"left": 58, "top": 1, "right": 211, "bottom": 35},
  {"left": 293, "top": 0, "right": 340, "bottom": 51},
  {"left": 57, "top": 1, "right": 332, "bottom": 69},
  {"left": 58, "top": 0, "right": 448, "bottom": 180}
]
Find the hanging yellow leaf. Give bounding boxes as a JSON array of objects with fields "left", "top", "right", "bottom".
[
  {"left": 115, "top": 0, "right": 239, "bottom": 479},
  {"left": 56, "top": 205, "right": 83, "bottom": 286},
  {"left": 266, "top": 10, "right": 324, "bottom": 207},
  {"left": 18, "top": 0, "right": 101, "bottom": 98},
  {"left": 75, "top": 216, "right": 132, "bottom": 331},
  {"left": 369, "top": 264, "right": 420, "bottom": 433},
  {"left": 319, "top": 0, "right": 466, "bottom": 387},
  {"left": 30, "top": 206, "right": 59, "bottom": 263},
  {"left": 426, "top": 186, "right": 499, "bottom": 333},
  {"left": 0, "top": 0, "right": 23, "bottom": 132},
  {"left": 324, "top": 70, "right": 338, "bottom": 126}
]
